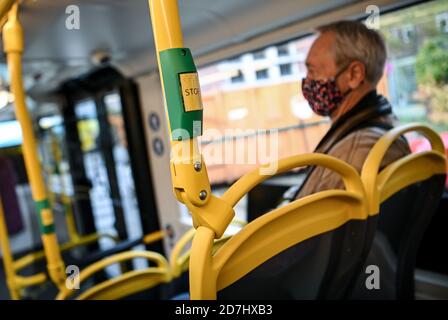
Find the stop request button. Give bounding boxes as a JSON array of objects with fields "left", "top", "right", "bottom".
[{"left": 179, "top": 72, "right": 203, "bottom": 112}]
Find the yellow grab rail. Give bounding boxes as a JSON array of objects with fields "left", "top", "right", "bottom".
[
  {"left": 56, "top": 251, "right": 171, "bottom": 300},
  {"left": 0, "top": 197, "right": 47, "bottom": 299},
  {"left": 361, "top": 123, "right": 447, "bottom": 214},
  {"left": 2, "top": 3, "right": 66, "bottom": 289}
]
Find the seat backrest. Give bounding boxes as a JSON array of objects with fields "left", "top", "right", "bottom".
[
  {"left": 189, "top": 153, "right": 370, "bottom": 299},
  {"left": 56, "top": 250, "right": 171, "bottom": 300},
  {"left": 56, "top": 221, "right": 244, "bottom": 300},
  {"left": 352, "top": 123, "right": 447, "bottom": 299}
]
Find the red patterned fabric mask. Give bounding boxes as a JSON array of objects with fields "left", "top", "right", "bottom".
[{"left": 301, "top": 70, "right": 350, "bottom": 117}]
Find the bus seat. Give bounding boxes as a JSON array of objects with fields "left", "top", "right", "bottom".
[
  {"left": 350, "top": 123, "right": 447, "bottom": 299},
  {"left": 55, "top": 219, "right": 245, "bottom": 300},
  {"left": 189, "top": 153, "right": 370, "bottom": 300},
  {"left": 56, "top": 251, "right": 171, "bottom": 300}
]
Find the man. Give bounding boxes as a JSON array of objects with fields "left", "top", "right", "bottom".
[
  {"left": 219, "top": 20, "right": 412, "bottom": 300},
  {"left": 294, "top": 20, "right": 410, "bottom": 199}
]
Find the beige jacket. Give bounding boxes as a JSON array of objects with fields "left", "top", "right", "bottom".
[{"left": 297, "top": 115, "right": 411, "bottom": 198}]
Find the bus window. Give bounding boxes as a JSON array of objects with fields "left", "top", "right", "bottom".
[
  {"left": 198, "top": 35, "right": 329, "bottom": 185},
  {"left": 102, "top": 91, "right": 147, "bottom": 269},
  {"left": 198, "top": 1, "right": 448, "bottom": 187},
  {"left": 0, "top": 121, "right": 22, "bottom": 148},
  {"left": 74, "top": 94, "right": 147, "bottom": 274},
  {"left": 378, "top": 0, "right": 448, "bottom": 186}
]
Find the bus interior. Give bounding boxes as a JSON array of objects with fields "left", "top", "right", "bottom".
[{"left": 0, "top": 0, "right": 447, "bottom": 300}]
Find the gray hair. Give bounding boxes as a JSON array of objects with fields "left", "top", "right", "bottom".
[{"left": 316, "top": 20, "right": 387, "bottom": 85}]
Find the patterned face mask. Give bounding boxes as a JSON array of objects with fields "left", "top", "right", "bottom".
[{"left": 301, "top": 68, "right": 350, "bottom": 117}]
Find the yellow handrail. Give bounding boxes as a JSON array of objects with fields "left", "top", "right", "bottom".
[
  {"left": 47, "top": 129, "right": 80, "bottom": 242},
  {"left": 56, "top": 251, "right": 171, "bottom": 300},
  {"left": 0, "top": 197, "right": 21, "bottom": 299},
  {"left": 0, "top": 197, "right": 48, "bottom": 299},
  {"left": 361, "top": 123, "right": 447, "bottom": 214},
  {"left": 2, "top": 3, "right": 66, "bottom": 289}
]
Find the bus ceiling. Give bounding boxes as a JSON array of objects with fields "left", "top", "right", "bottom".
[{"left": 0, "top": 0, "right": 419, "bottom": 95}]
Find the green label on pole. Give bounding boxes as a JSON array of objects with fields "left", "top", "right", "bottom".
[
  {"left": 35, "top": 199, "right": 55, "bottom": 234},
  {"left": 159, "top": 48, "right": 203, "bottom": 140}
]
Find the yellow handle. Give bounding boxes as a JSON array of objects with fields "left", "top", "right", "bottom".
[
  {"left": 170, "top": 222, "right": 245, "bottom": 278},
  {"left": 73, "top": 251, "right": 169, "bottom": 281},
  {"left": 362, "top": 123, "right": 445, "bottom": 179},
  {"left": 13, "top": 232, "right": 119, "bottom": 272},
  {"left": 0, "top": 197, "right": 20, "bottom": 299},
  {"left": 361, "top": 123, "right": 447, "bottom": 214},
  {"left": 169, "top": 228, "right": 196, "bottom": 277},
  {"left": 142, "top": 230, "right": 165, "bottom": 244},
  {"left": 56, "top": 251, "right": 169, "bottom": 300},
  {"left": 222, "top": 153, "right": 365, "bottom": 207}
]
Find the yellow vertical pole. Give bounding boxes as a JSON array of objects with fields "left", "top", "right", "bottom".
[
  {"left": 2, "top": 3, "right": 66, "bottom": 289},
  {"left": 49, "top": 130, "right": 79, "bottom": 243},
  {"left": 148, "top": 0, "right": 193, "bottom": 151},
  {"left": 149, "top": 0, "right": 204, "bottom": 161},
  {"left": 61, "top": 184, "right": 79, "bottom": 243},
  {"left": 148, "top": 0, "right": 233, "bottom": 300},
  {"left": 0, "top": 197, "right": 20, "bottom": 299},
  {"left": 149, "top": 0, "right": 184, "bottom": 53},
  {"left": 149, "top": 0, "right": 206, "bottom": 173}
]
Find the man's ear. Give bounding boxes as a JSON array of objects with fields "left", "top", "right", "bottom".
[{"left": 347, "top": 61, "right": 366, "bottom": 89}]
